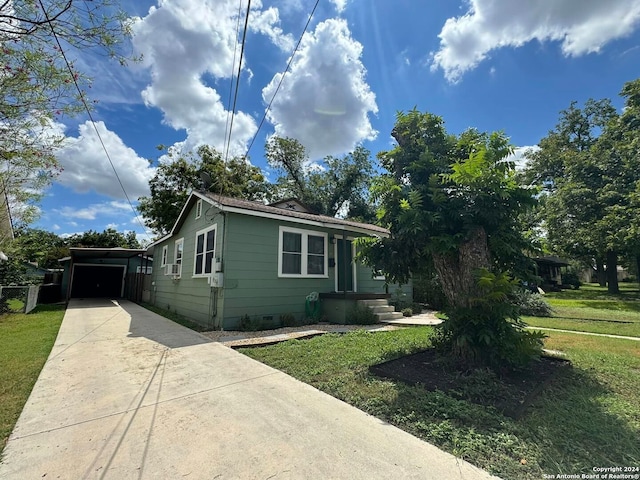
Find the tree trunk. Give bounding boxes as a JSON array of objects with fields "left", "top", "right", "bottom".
[
  {"left": 636, "top": 254, "right": 640, "bottom": 293},
  {"left": 596, "top": 257, "right": 606, "bottom": 287},
  {"left": 606, "top": 250, "right": 619, "bottom": 294},
  {"left": 432, "top": 227, "right": 491, "bottom": 309}
]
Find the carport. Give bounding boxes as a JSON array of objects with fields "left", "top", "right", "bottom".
[{"left": 61, "top": 248, "right": 151, "bottom": 300}]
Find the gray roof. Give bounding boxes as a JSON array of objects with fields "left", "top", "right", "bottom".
[{"left": 200, "top": 192, "right": 389, "bottom": 235}]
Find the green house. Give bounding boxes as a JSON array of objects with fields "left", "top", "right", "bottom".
[{"left": 146, "top": 192, "right": 412, "bottom": 330}]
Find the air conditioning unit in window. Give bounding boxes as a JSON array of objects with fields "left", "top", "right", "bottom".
[{"left": 165, "top": 263, "right": 181, "bottom": 278}]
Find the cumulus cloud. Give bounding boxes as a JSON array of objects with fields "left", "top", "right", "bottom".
[
  {"left": 56, "top": 121, "right": 154, "bottom": 199},
  {"left": 131, "top": 0, "right": 292, "bottom": 156},
  {"left": 53, "top": 201, "right": 132, "bottom": 222},
  {"left": 506, "top": 145, "right": 540, "bottom": 171},
  {"left": 330, "top": 0, "right": 348, "bottom": 13},
  {"left": 432, "top": 0, "right": 640, "bottom": 82},
  {"left": 262, "top": 18, "right": 378, "bottom": 159}
]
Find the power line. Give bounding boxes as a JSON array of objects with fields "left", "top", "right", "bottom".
[
  {"left": 222, "top": 0, "right": 244, "bottom": 158},
  {"left": 244, "top": 0, "right": 321, "bottom": 160},
  {"left": 37, "top": 0, "right": 151, "bottom": 242},
  {"left": 224, "top": 0, "right": 252, "bottom": 163}
]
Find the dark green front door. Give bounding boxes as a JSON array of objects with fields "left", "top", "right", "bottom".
[{"left": 337, "top": 238, "right": 354, "bottom": 292}]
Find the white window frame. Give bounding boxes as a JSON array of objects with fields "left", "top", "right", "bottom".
[
  {"left": 161, "top": 245, "right": 168, "bottom": 267},
  {"left": 195, "top": 199, "right": 203, "bottom": 219},
  {"left": 136, "top": 266, "right": 153, "bottom": 274},
  {"left": 278, "top": 226, "right": 328, "bottom": 278},
  {"left": 174, "top": 238, "right": 184, "bottom": 278},
  {"left": 193, "top": 225, "right": 217, "bottom": 278}
]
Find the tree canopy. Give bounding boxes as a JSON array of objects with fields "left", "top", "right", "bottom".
[
  {"left": 265, "top": 136, "right": 376, "bottom": 221},
  {"left": 138, "top": 145, "right": 272, "bottom": 235},
  {"left": 0, "top": 0, "right": 134, "bottom": 231}
]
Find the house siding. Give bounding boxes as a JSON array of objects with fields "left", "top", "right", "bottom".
[
  {"left": 149, "top": 196, "right": 412, "bottom": 330},
  {"left": 150, "top": 201, "right": 225, "bottom": 330}
]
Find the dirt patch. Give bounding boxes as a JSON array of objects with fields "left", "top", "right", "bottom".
[{"left": 370, "top": 349, "right": 571, "bottom": 419}]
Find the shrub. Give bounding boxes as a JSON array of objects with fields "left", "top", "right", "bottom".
[
  {"left": 412, "top": 271, "right": 448, "bottom": 310},
  {"left": 280, "top": 313, "right": 297, "bottom": 327},
  {"left": 562, "top": 271, "right": 582, "bottom": 289},
  {"left": 401, "top": 308, "right": 413, "bottom": 317},
  {"left": 411, "top": 302, "right": 423, "bottom": 314},
  {"left": 511, "top": 290, "right": 553, "bottom": 317},
  {"left": 239, "top": 314, "right": 261, "bottom": 331},
  {"left": 346, "top": 304, "right": 378, "bottom": 325},
  {"left": 433, "top": 270, "right": 546, "bottom": 369}
]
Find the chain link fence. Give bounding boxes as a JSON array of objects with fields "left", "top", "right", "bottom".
[{"left": 0, "top": 286, "right": 39, "bottom": 314}]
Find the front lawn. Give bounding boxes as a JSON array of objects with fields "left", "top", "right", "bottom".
[
  {"left": 240, "top": 327, "right": 640, "bottom": 480},
  {"left": 0, "top": 305, "right": 65, "bottom": 452},
  {"left": 524, "top": 283, "right": 640, "bottom": 337}
]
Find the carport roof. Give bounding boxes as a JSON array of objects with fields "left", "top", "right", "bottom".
[{"left": 60, "top": 247, "right": 149, "bottom": 262}]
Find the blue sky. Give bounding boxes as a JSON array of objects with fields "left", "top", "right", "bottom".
[{"left": 34, "top": 0, "right": 640, "bottom": 244}]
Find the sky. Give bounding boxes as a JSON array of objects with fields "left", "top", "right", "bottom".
[{"left": 33, "top": 0, "right": 640, "bottom": 244}]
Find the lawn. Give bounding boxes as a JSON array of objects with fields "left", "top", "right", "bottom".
[
  {"left": 0, "top": 305, "right": 65, "bottom": 452},
  {"left": 525, "top": 283, "right": 640, "bottom": 337},
  {"left": 240, "top": 287, "right": 640, "bottom": 480}
]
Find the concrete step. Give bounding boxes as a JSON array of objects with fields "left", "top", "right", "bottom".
[
  {"left": 375, "top": 311, "right": 404, "bottom": 321},
  {"left": 369, "top": 305, "right": 394, "bottom": 314},
  {"left": 357, "top": 299, "right": 389, "bottom": 307}
]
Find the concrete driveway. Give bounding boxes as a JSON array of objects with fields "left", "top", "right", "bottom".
[{"left": 0, "top": 299, "right": 498, "bottom": 479}]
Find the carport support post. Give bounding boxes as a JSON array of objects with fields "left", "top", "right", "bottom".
[{"left": 66, "top": 254, "right": 74, "bottom": 302}]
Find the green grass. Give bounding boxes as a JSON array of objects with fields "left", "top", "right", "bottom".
[
  {"left": 6, "top": 299, "right": 25, "bottom": 312},
  {"left": 0, "top": 305, "right": 65, "bottom": 452},
  {"left": 241, "top": 329, "right": 640, "bottom": 480},
  {"left": 525, "top": 283, "right": 640, "bottom": 337},
  {"left": 139, "top": 302, "right": 210, "bottom": 332}
]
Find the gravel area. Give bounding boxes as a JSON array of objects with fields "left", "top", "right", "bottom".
[{"left": 201, "top": 323, "right": 398, "bottom": 344}]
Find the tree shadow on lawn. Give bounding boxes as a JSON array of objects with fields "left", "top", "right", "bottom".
[
  {"left": 369, "top": 352, "right": 639, "bottom": 478},
  {"left": 572, "top": 300, "right": 640, "bottom": 313}
]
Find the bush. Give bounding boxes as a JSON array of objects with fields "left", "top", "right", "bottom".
[
  {"left": 401, "top": 308, "right": 413, "bottom": 317},
  {"left": 280, "top": 313, "right": 297, "bottom": 327},
  {"left": 411, "top": 302, "right": 423, "bottom": 314},
  {"left": 433, "top": 270, "right": 546, "bottom": 369},
  {"left": 412, "top": 272, "right": 448, "bottom": 310},
  {"left": 562, "top": 271, "right": 582, "bottom": 289},
  {"left": 346, "top": 304, "right": 378, "bottom": 325},
  {"left": 511, "top": 290, "right": 553, "bottom": 317}
]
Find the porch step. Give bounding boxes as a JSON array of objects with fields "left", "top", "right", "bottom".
[
  {"left": 357, "top": 299, "right": 389, "bottom": 307},
  {"left": 357, "top": 298, "right": 403, "bottom": 322},
  {"left": 376, "top": 311, "right": 404, "bottom": 321}
]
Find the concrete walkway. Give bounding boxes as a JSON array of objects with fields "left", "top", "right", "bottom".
[
  {"left": 0, "top": 299, "right": 498, "bottom": 480},
  {"left": 527, "top": 326, "right": 640, "bottom": 341}
]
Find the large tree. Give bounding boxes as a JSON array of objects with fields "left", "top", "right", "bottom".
[
  {"left": 360, "top": 110, "right": 541, "bottom": 368},
  {"left": 138, "top": 146, "right": 272, "bottom": 235},
  {"left": 525, "top": 86, "right": 640, "bottom": 293},
  {"left": 265, "top": 136, "right": 376, "bottom": 221},
  {"left": 67, "top": 228, "right": 140, "bottom": 249},
  {"left": 0, "top": 0, "right": 134, "bottom": 231}
]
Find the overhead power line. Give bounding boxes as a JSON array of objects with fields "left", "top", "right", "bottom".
[
  {"left": 37, "top": 0, "right": 151, "bottom": 242},
  {"left": 223, "top": 0, "right": 244, "bottom": 157},
  {"left": 244, "top": 0, "right": 321, "bottom": 161},
  {"left": 224, "top": 0, "right": 252, "bottom": 163}
]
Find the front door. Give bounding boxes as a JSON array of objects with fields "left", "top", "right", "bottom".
[{"left": 336, "top": 238, "right": 355, "bottom": 292}]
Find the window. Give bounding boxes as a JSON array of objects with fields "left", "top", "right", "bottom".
[
  {"left": 195, "top": 199, "right": 203, "bottom": 219},
  {"left": 136, "top": 266, "right": 153, "bottom": 274},
  {"left": 161, "top": 245, "right": 168, "bottom": 267},
  {"left": 194, "top": 225, "right": 216, "bottom": 276},
  {"left": 171, "top": 238, "right": 183, "bottom": 278},
  {"left": 278, "top": 227, "right": 327, "bottom": 278}
]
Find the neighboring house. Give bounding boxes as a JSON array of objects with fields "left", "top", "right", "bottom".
[
  {"left": 533, "top": 255, "right": 569, "bottom": 288},
  {"left": 146, "top": 192, "right": 412, "bottom": 330},
  {"left": 60, "top": 248, "right": 152, "bottom": 301}
]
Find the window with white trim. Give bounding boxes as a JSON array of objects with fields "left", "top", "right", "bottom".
[
  {"left": 193, "top": 225, "right": 216, "bottom": 276},
  {"left": 279, "top": 227, "right": 327, "bottom": 278},
  {"left": 195, "top": 199, "right": 203, "bottom": 219},
  {"left": 161, "top": 245, "right": 168, "bottom": 267},
  {"left": 174, "top": 238, "right": 184, "bottom": 277}
]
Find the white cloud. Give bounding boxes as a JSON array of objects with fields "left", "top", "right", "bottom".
[
  {"left": 330, "top": 0, "right": 348, "bottom": 13},
  {"left": 54, "top": 201, "right": 133, "bottom": 221},
  {"left": 431, "top": 0, "right": 640, "bottom": 82},
  {"left": 56, "top": 121, "right": 154, "bottom": 199},
  {"left": 262, "top": 18, "right": 378, "bottom": 159},
  {"left": 131, "top": 0, "right": 292, "bottom": 156},
  {"left": 52, "top": 224, "right": 61, "bottom": 231},
  {"left": 506, "top": 145, "right": 539, "bottom": 171}
]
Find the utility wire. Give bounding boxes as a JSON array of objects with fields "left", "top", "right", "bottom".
[
  {"left": 37, "top": 0, "right": 152, "bottom": 242},
  {"left": 222, "top": 0, "right": 244, "bottom": 159},
  {"left": 244, "top": 0, "right": 321, "bottom": 160},
  {"left": 223, "top": 0, "right": 252, "bottom": 164}
]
